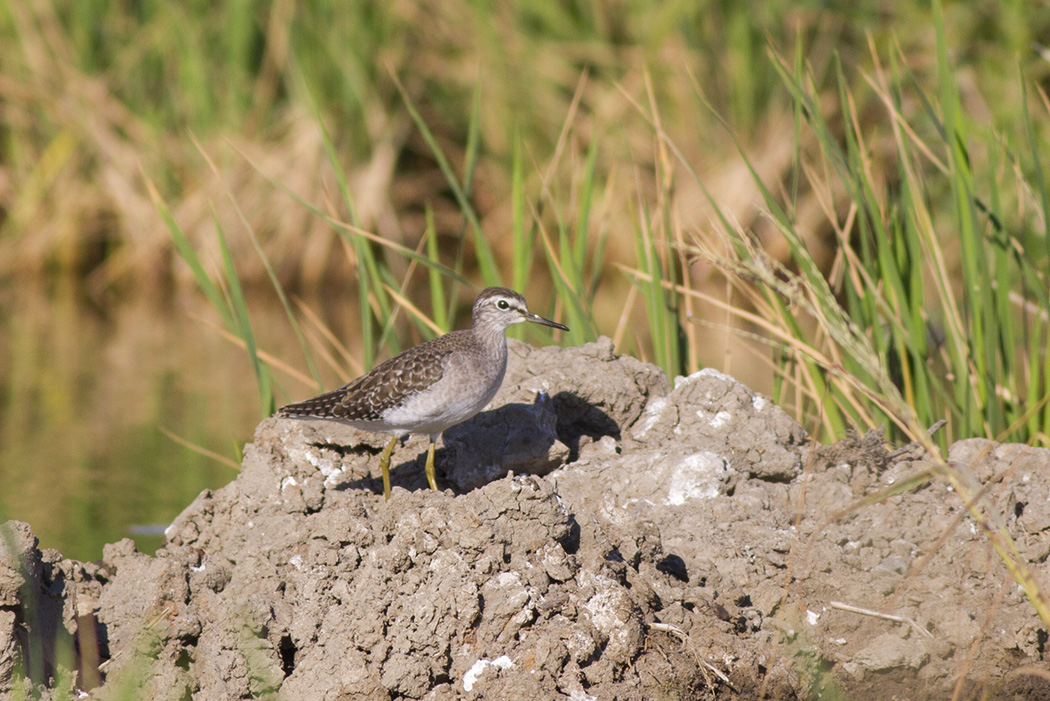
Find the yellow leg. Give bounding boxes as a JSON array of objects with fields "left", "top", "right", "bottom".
[
  {"left": 424, "top": 439, "right": 438, "bottom": 491},
  {"left": 379, "top": 436, "right": 397, "bottom": 501}
]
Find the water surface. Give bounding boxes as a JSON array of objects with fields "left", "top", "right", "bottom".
[{"left": 0, "top": 280, "right": 353, "bottom": 561}]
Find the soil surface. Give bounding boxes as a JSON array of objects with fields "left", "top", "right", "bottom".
[{"left": 3, "top": 338, "right": 1049, "bottom": 699}]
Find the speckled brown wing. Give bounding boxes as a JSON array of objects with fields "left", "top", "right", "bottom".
[{"left": 278, "top": 331, "right": 465, "bottom": 422}]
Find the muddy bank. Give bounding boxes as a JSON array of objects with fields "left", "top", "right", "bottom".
[{"left": 2, "top": 338, "right": 1049, "bottom": 699}]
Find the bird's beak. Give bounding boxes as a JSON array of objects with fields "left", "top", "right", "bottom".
[{"left": 526, "top": 312, "right": 569, "bottom": 332}]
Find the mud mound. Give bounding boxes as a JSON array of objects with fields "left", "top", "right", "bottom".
[{"left": 3, "top": 338, "right": 1049, "bottom": 699}]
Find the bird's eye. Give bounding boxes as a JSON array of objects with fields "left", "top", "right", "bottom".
[{"left": 497, "top": 299, "right": 510, "bottom": 310}]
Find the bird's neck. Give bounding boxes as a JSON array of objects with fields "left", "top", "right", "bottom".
[{"left": 473, "top": 323, "right": 510, "bottom": 361}]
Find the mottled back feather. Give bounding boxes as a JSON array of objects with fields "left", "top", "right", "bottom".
[{"left": 278, "top": 331, "right": 470, "bottom": 422}]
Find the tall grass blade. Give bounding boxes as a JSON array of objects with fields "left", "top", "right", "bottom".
[
  {"left": 424, "top": 206, "right": 449, "bottom": 332},
  {"left": 214, "top": 214, "right": 274, "bottom": 417},
  {"left": 391, "top": 72, "right": 501, "bottom": 287},
  {"left": 150, "top": 182, "right": 232, "bottom": 330},
  {"left": 510, "top": 132, "right": 533, "bottom": 294}
]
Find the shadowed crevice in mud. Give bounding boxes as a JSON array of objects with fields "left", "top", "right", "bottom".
[
  {"left": 550, "top": 390, "right": 623, "bottom": 455},
  {"left": 656, "top": 553, "right": 689, "bottom": 582},
  {"left": 278, "top": 634, "right": 296, "bottom": 677},
  {"left": 2, "top": 337, "right": 1049, "bottom": 699}
]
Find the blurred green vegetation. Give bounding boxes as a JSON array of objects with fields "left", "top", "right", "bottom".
[{"left": 2, "top": 1, "right": 1047, "bottom": 283}]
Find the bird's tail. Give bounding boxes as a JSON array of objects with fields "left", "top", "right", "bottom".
[{"left": 277, "top": 387, "right": 349, "bottom": 419}]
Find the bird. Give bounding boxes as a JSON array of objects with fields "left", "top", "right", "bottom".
[{"left": 277, "top": 287, "right": 568, "bottom": 499}]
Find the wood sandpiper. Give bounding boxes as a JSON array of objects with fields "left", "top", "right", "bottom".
[{"left": 277, "top": 287, "right": 568, "bottom": 499}]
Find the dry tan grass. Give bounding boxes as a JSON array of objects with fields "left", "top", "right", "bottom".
[{"left": 0, "top": 2, "right": 832, "bottom": 296}]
